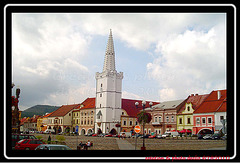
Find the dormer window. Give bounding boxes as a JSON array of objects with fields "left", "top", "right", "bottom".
[{"left": 187, "top": 106, "right": 190, "bottom": 111}]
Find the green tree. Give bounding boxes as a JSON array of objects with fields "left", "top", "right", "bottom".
[{"left": 137, "top": 111, "right": 152, "bottom": 124}]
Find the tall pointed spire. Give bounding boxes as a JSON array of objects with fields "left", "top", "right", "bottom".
[{"left": 103, "top": 29, "right": 116, "bottom": 72}]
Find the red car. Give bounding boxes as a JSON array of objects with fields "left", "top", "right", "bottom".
[
  {"left": 92, "top": 134, "right": 98, "bottom": 137},
  {"left": 149, "top": 135, "right": 156, "bottom": 139},
  {"left": 105, "top": 134, "right": 113, "bottom": 137},
  {"left": 15, "top": 139, "right": 45, "bottom": 150}
]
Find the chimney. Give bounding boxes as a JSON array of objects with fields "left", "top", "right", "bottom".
[
  {"left": 195, "top": 94, "right": 198, "bottom": 96},
  {"left": 191, "top": 94, "right": 194, "bottom": 97},
  {"left": 217, "top": 91, "right": 221, "bottom": 100}
]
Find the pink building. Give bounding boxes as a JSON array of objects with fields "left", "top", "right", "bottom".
[{"left": 192, "top": 89, "right": 227, "bottom": 135}]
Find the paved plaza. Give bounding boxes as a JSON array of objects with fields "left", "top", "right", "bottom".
[{"left": 34, "top": 134, "right": 226, "bottom": 150}]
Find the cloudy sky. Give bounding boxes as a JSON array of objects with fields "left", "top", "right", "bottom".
[{"left": 11, "top": 13, "right": 226, "bottom": 111}]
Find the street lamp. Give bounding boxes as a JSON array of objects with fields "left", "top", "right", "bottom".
[{"left": 135, "top": 100, "right": 153, "bottom": 150}]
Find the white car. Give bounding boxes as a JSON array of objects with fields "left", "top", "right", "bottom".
[{"left": 44, "top": 129, "right": 55, "bottom": 134}]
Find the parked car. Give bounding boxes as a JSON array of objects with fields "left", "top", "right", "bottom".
[
  {"left": 35, "top": 144, "right": 72, "bottom": 150},
  {"left": 162, "top": 131, "right": 179, "bottom": 138},
  {"left": 221, "top": 134, "right": 227, "bottom": 140},
  {"left": 139, "top": 134, "right": 150, "bottom": 138},
  {"left": 12, "top": 134, "right": 37, "bottom": 148},
  {"left": 98, "top": 133, "right": 106, "bottom": 137},
  {"left": 105, "top": 134, "right": 113, "bottom": 137},
  {"left": 211, "top": 133, "right": 221, "bottom": 140},
  {"left": 92, "top": 134, "right": 98, "bottom": 137},
  {"left": 120, "top": 132, "right": 132, "bottom": 138},
  {"left": 156, "top": 135, "right": 163, "bottom": 139},
  {"left": 43, "top": 129, "right": 55, "bottom": 134},
  {"left": 15, "top": 139, "right": 45, "bottom": 150},
  {"left": 203, "top": 134, "right": 212, "bottom": 140},
  {"left": 197, "top": 134, "right": 204, "bottom": 139},
  {"left": 149, "top": 135, "right": 157, "bottom": 139}
]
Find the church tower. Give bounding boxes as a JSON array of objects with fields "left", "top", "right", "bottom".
[{"left": 95, "top": 30, "right": 123, "bottom": 134}]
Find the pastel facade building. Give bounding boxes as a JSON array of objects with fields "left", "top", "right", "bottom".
[
  {"left": 145, "top": 100, "right": 185, "bottom": 135},
  {"left": 192, "top": 89, "right": 227, "bottom": 135},
  {"left": 177, "top": 94, "right": 208, "bottom": 132}
]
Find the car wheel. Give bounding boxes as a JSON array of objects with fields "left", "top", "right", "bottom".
[{"left": 25, "top": 147, "right": 30, "bottom": 150}]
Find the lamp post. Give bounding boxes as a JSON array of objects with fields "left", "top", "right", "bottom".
[{"left": 135, "top": 101, "right": 153, "bottom": 150}]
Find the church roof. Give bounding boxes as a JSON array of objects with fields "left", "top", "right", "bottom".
[{"left": 103, "top": 29, "right": 116, "bottom": 72}]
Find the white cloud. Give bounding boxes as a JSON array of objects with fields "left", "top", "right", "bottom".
[
  {"left": 12, "top": 13, "right": 226, "bottom": 109},
  {"left": 122, "top": 91, "right": 144, "bottom": 100},
  {"left": 147, "top": 21, "right": 226, "bottom": 101}
]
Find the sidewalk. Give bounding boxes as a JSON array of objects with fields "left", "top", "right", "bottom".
[{"left": 116, "top": 138, "right": 135, "bottom": 150}]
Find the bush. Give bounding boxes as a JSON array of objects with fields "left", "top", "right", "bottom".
[
  {"left": 56, "top": 135, "right": 65, "bottom": 142},
  {"left": 36, "top": 136, "right": 42, "bottom": 140}
]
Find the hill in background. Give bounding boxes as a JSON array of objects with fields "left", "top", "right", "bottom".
[{"left": 21, "top": 105, "right": 60, "bottom": 118}]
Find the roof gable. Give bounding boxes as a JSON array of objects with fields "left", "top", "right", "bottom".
[
  {"left": 194, "top": 89, "right": 227, "bottom": 113},
  {"left": 49, "top": 104, "right": 80, "bottom": 117}
]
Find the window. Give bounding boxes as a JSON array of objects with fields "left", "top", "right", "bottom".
[
  {"left": 91, "top": 111, "right": 93, "bottom": 115},
  {"left": 100, "top": 104, "right": 101, "bottom": 108},
  {"left": 69, "top": 113, "right": 71, "bottom": 116},
  {"left": 91, "top": 120, "right": 93, "bottom": 125},
  {"left": 122, "top": 112, "right": 124, "bottom": 115},
  {"left": 155, "top": 116, "right": 158, "bottom": 122},
  {"left": 135, "top": 121, "right": 138, "bottom": 125},
  {"left": 187, "top": 117, "right": 191, "bottom": 124},
  {"left": 220, "top": 116, "right": 224, "bottom": 121},
  {"left": 159, "top": 116, "right": 162, "bottom": 122},
  {"left": 196, "top": 117, "right": 200, "bottom": 125},
  {"left": 202, "top": 117, "right": 206, "bottom": 124},
  {"left": 130, "top": 121, "right": 132, "bottom": 126},
  {"left": 101, "top": 84, "right": 103, "bottom": 87},
  {"left": 179, "top": 118, "right": 182, "bottom": 124},
  {"left": 187, "top": 106, "right": 190, "bottom": 111},
  {"left": 123, "top": 121, "right": 126, "bottom": 126},
  {"left": 100, "top": 93, "right": 102, "bottom": 97},
  {"left": 148, "top": 129, "right": 151, "bottom": 134},
  {"left": 166, "top": 116, "right": 169, "bottom": 122},
  {"left": 171, "top": 116, "right": 174, "bottom": 122},
  {"left": 208, "top": 117, "right": 212, "bottom": 124}
]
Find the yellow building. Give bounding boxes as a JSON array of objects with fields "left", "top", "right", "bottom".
[
  {"left": 37, "top": 116, "right": 43, "bottom": 131},
  {"left": 72, "top": 98, "right": 95, "bottom": 135},
  {"left": 177, "top": 94, "right": 208, "bottom": 132}
]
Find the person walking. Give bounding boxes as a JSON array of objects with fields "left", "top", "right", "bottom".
[{"left": 47, "top": 132, "right": 52, "bottom": 144}]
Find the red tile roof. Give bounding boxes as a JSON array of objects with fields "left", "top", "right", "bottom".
[
  {"left": 121, "top": 99, "right": 160, "bottom": 117},
  {"left": 30, "top": 115, "right": 41, "bottom": 123},
  {"left": 43, "top": 112, "right": 55, "bottom": 118},
  {"left": 70, "top": 97, "right": 159, "bottom": 117},
  {"left": 194, "top": 89, "right": 227, "bottom": 114},
  {"left": 216, "top": 100, "right": 227, "bottom": 112},
  {"left": 49, "top": 104, "right": 80, "bottom": 117},
  {"left": 178, "top": 94, "right": 209, "bottom": 113},
  {"left": 80, "top": 98, "right": 95, "bottom": 110}
]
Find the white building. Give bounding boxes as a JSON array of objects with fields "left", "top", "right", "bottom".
[{"left": 95, "top": 30, "right": 123, "bottom": 134}]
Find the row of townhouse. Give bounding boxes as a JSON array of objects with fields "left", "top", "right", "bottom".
[
  {"left": 44, "top": 98, "right": 159, "bottom": 135},
  {"left": 20, "top": 89, "right": 226, "bottom": 136},
  {"left": 144, "top": 89, "right": 227, "bottom": 135}
]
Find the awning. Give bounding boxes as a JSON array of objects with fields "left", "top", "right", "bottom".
[{"left": 179, "top": 129, "right": 192, "bottom": 133}]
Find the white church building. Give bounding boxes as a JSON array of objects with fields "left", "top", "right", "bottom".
[{"left": 95, "top": 30, "right": 124, "bottom": 134}]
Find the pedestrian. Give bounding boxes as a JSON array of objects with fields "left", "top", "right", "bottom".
[
  {"left": 47, "top": 132, "right": 52, "bottom": 143},
  {"left": 85, "top": 140, "right": 91, "bottom": 150}
]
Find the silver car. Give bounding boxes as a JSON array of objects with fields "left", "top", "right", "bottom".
[{"left": 35, "top": 144, "right": 72, "bottom": 150}]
